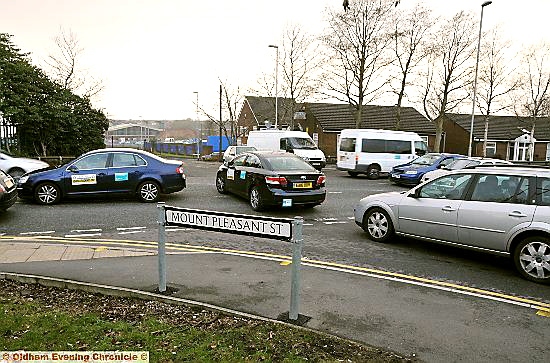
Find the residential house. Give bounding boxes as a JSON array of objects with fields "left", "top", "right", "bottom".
[{"left": 442, "top": 114, "right": 550, "bottom": 161}]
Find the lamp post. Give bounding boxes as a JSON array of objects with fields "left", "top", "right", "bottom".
[
  {"left": 193, "top": 91, "right": 200, "bottom": 160},
  {"left": 268, "top": 44, "right": 279, "bottom": 128},
  {"left": 468, "top": 1, "right": 492, "bottom": 157}
]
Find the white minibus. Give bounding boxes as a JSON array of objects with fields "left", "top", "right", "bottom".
[{"left": 336, "top": 129, "right": 428, "bottom": 179}]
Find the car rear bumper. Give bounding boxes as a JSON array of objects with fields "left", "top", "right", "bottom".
[{"left": 268, "top": 188, "right": 326, "bottom": 207}]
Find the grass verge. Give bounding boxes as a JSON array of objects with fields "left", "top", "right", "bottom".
[{"left": 0, "top": 279, "right": 415, "bottom": 362}]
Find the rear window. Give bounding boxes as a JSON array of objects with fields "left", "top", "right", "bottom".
[
  {"left": 265, "top": 156, "right": 315, "bottom": 171},
  {"left": 538, "top": 178, "right": 550, "bottom": 206},
  {"left": 339, "top": 138, "right": 356, "bottom": 152}
]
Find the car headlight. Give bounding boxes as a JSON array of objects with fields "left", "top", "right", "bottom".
[
  {"left": 18, "top": 175, "right": 29, "bottom": 184},
  {"left": 405, "top": 170, "right": 418, "bottom": 175}
]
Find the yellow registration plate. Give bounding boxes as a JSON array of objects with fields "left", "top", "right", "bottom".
[
  {"left": 4, "top": 178, "right": 13, "bottom": 189},
  {"left": 293, "top": 182, "right": 312, "bottom": 189}
]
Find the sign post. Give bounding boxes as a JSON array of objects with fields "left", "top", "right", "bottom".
[
  {"left": 156, "top": 206, "right": 304, "bottom": 320},
  {"left": 157, "top": 202, "right": 167, "bottom": 293},
  {"left": 289, "top": 216, "right": 303, "bottom": 320}
]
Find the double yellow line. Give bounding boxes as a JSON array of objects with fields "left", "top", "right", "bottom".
[{"left": 2, "top": 235, "right": 549, "bottom": 315}]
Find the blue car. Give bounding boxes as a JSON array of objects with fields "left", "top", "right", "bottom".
[
  {"left": 17, "top": 148, "right": 186, "bottom": 205},
  {"left": 389, "top": 153, "right": 464, "bottom": 186}
]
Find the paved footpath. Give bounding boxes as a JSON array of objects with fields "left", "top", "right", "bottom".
[{"left": 1, "top": 240, "right": 549, "bottom": 362}]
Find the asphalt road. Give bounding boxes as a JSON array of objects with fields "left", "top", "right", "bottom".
[{"left": 1, "top": 159, "right": 548, "bottom": 304}]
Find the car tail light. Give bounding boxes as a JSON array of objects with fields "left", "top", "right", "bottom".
[
  {"left": 316, "top": 175, "right": 326, "bottom": 186},
  {"left": 355, "top": 154, "right": 359, "bottom": 163},
  {"left": 265, "top": 176, "right": 287, "bottom": 187},
  {"left": 176, "top": 165, "right": 185, "bottom": 174}
]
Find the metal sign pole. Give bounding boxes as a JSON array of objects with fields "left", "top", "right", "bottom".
[
  {"left": 157, "top": 202, "right": 167, "bottom": 293},
  {"left": 289, "top": 216, "right": 303, "bottom": 320}
]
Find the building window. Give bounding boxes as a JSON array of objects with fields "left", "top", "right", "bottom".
[{"left": 486, "top": 142, "right": 496, "bottom": 157}]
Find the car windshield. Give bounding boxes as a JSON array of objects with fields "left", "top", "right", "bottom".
[
  {"left": 411, "top": 154, "right": 441, "bottom": 166},
  {"left": 288, "top": 137, "right": 317, "bottom": 150},
  {"left": 265, "top": 156, "right": 315, "bottom": 171},
  {"left": 236, "top": 146, "right": 256, "bottom": 153},
  {"left": 446, "top": 159, "right": 480, "bottom": 170}
]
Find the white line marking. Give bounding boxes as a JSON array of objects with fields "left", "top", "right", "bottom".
[
  {"left": 165, "top": 228, "right": 191, "bottom": 232},
  {"left": 64, "top": 233, "right": 102, "bottom": 238},
  {"left": 328, "top": 191, "right": 343, "bottom": 194},
  {"left": 70, "top": 229, "right": 102, "bottom": 233},
  {"left": 323, "top": 221, "right": 348, "bottom": 225},
  {"left": 118, "top": 230, "right": 146, "bottom": 235},
  {"left": 19, "top": 231, "right": 55, "bottom": 235},
  {"left": 116, "top": 227, "right": 147, "bottom": 231},
  {"left": 347, "top": 217, "right": 355, "bottom": 220}
]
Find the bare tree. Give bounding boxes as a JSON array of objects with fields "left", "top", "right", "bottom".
[
  {"left": 389, "top": 4, "right": 433, "bottom": 130},
  {"left": 323, "top": 0, "right": 396, "bottom": 128},
  {"left": 199, "top": 79, "right": 245, "bottom": 146},
  {"left": 422, "top": 11, "right": 477, "bottom": 151},
  {"left": 280, "top": 24, "right": 324, "bottom": 128},
  {"left": 46, "top": 28, "right": 103, "bottom": 98},
  {"left": 514, "top": 42, "right": 550, "bottom": 161},
  {"left": 475, "top": 27, "right": 520, "bottom": 157}
]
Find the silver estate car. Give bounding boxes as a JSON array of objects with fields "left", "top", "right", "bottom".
[{"left": 354, "top": 166, "right": 550, "bottom": 284}]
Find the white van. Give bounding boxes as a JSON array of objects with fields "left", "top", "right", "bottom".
[
  {"left": 337, "top": 129, "right": 428, "bottom": 179},
  {"left": 246, "top": 130, "right": 326, "bottom": 170}
]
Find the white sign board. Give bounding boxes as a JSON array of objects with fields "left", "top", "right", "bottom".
[{"left": 164, "top": 207, "right": 293, "bottom": 241}]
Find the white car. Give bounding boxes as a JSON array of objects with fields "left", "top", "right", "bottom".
[
  {"left": 223, "top": 146, "right": 257, "bottom": 163},
  {"left": 0, "top": 150, "right": 50, "bottom": 179},
  {"left": 420, "top": 157, "right": 512, "bottom": 183}
]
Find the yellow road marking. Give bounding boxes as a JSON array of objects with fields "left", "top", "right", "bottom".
[
  {"left": 3, "top": 235, "right": 549, "bottom": 311},
  {"left": 94, "top": 247, "right": 107, "bottom": 252},
  {"left": 280, "top": 261, "right": 292, "bottom": 266},
  {"left": 536, "top": 310, "right": 550, "bottom": 318}
]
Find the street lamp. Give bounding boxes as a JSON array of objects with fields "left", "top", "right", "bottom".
[
  {"left": 268, "top": 44, "right": 279, "bottom": 128},
  {"left": 193, "top": 91, "right": 200, "bottom": 160},
  {"left": 468, "top": 1, "right": 492, "bottom": 157}
]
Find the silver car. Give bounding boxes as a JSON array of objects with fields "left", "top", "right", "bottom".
[
  {"left": 420, "top": 157, "right": 512, "bottom": 183},
  {"left": 0, "top": 150, "right": 50, "bottom": 180},
  {"left": 354, "top": 166, "right": 550, "bottom": 284}
]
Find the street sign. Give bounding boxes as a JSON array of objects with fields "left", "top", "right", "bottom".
[{"left": 164, "top": 206, "right": 293, "bottom": 241}]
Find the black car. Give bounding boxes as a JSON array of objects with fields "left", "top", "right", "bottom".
[
  {"left": 18, "top": 148, "right": 186, "bottom": 205},
  {"left": 0, "top": 169, "right": 17, "bottom": 211},
  {"left": 215, "top": 151, "right": 326, "bottom": 211}
]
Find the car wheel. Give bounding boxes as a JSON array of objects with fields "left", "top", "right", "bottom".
[
  {"left": 34, "top": 182, "right": 61, "bottom": 205},
  {"left": 366, "top": 165, "right": 381, "bottom": 180},
  {"left": 347, "top": 171, "right": 359, "bottom": 177},
  {"left": 8, "top": 168, "right": 25, "bottom": 181},
  {"left": 216, "top": 173, "right": 227, "bottom": 194},
  {"left": 362, "top": 207, "right": 394, "bottom": 242},
  {"left": 513, "top": 236, "right": 550, "bottom": 284},
  {"left": 137, "top": 180, "right": 160, "bottom": 203},
  {"left": 249, "top": 186, "right": 265, "bottom": 211}
]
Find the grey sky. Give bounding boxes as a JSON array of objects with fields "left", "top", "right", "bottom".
[{"left": 2, "top": 0, "right": 548, "bottom": 120}]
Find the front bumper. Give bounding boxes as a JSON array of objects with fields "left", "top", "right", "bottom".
[
  {"left": 0, "top": 189, "right": 17, "bottom": 210},
  {"left": 389, "top": 172, "right": 421, "bottom": 185}
]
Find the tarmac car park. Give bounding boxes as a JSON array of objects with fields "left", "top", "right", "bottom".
[
  {"left": 17, "top": 148, "right": 186, "bottom": 205},
  {"left": 216, "top": 151, "right": 326, "bottom": 211}
]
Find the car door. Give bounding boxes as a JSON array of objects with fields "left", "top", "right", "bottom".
[
  {"left": 63, "top": 152, "right": 111, "bottom": 195},
  {"left": 225, "top": 154, "right": 247, "bottom": 196},
  {"left": 457, "top": 174, "right": 536, "bottom": 252},
  {"left": 108, "top": 152, "right": 146, "bottom": 193},
  {"left": 397, "top": 173, "right": 474, "bottom": 242}
]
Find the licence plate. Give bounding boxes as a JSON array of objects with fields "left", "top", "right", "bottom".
[
  {"left": 4, "top": 178, "right": 13, "bottom": 188},
  {"left": 293, "top": 182, "right": 312, "bottom": 189}
]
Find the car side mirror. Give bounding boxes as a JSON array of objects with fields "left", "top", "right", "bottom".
[
  {"left": 68, "top": 165, "right": 79, "bottom": 172},
  {"left": 408, "top": 188, "right": 421, "bottom": 198}
]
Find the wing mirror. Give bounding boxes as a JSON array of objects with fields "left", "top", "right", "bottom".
[
  {"left": 68, "top": 165, "right": 79, "bottom": 172},
  {"left": 408, "top": 188, "right": 421, "bottom": 198}
]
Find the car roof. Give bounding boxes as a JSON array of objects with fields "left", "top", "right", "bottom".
[{"left": 454, "top": 165, "right": 550, "bottom": 177}]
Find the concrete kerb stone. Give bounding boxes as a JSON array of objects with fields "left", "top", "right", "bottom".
[{"left": 0, "top": 271, "right": 392, "bottom": 356}]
